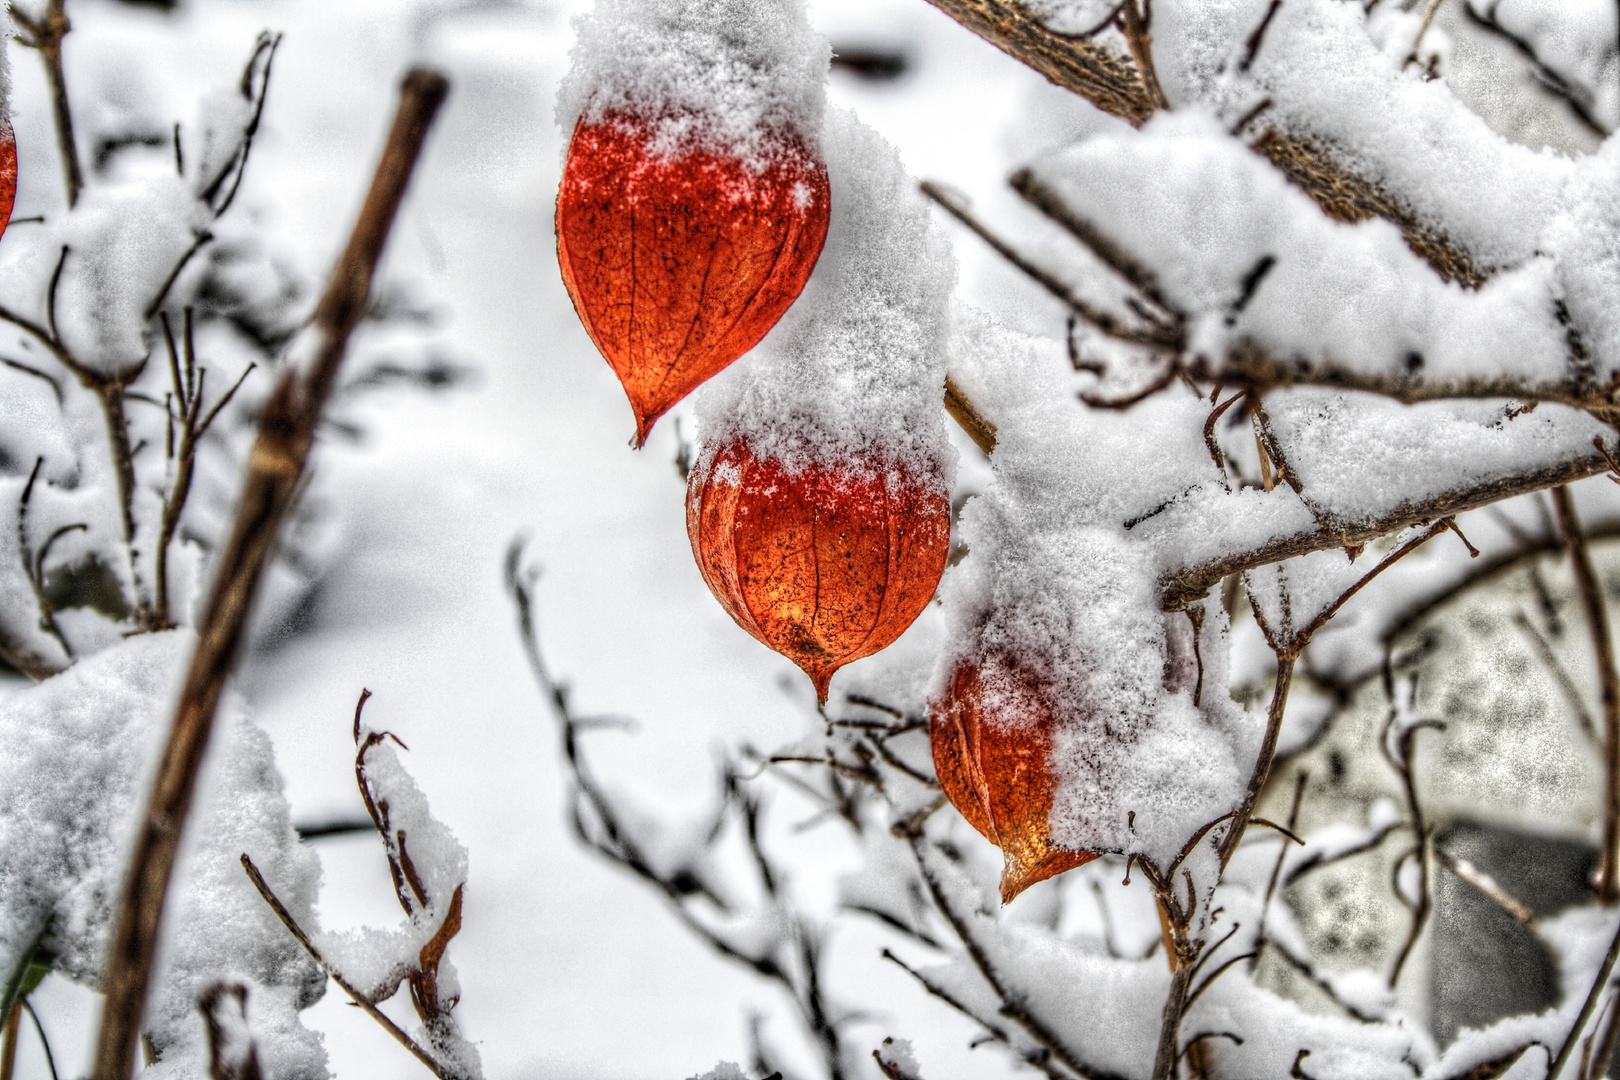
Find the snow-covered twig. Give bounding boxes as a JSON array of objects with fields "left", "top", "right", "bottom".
[
  {"left": 920, "top": 180, "right": 1177, "bottom": 350},
  {"left": 91, "top": 68, "right": 450, "bottom": 1080},
  {"left": 239, "top": 856, "right": 457, "bottom": 1080},
  {"left": 12, "top": 0, "right": 83, "bottom": 208},
  {"left": 1461, "top": 2, "right": 1611, "bottom": 138}
]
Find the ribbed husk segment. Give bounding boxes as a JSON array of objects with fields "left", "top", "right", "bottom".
[{"left": 687, "top": 441, "right": 950, "bottom": 702}]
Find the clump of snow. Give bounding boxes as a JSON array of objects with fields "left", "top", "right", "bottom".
[
  {"left": 693, "top": 107, "right": 956, "bottom": 487},
  {"left": 1027, "top": 110, "right": 1570, "bottom": 390},
  {"left": 0, "top": 631, "right": 326, "bottom": 1077},
  {"left": 557, "top": 0, "right": 829, "bottom": 163},
  {"left": 687, "top": 1062, "right": 750, "bottom": 1080},
  {"left": 44, "top": 174, "right": 210, "bottom": 379}
]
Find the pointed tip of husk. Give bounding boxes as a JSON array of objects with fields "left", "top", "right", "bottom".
[
  {"left": 811, "top": 667, "right": 834, "bottom": 704},
  {"left": 803, "top": 657, "right": 843, "bottom": 705},
  {"left": 999, "top": 845, "right": 1100, "bottom": 904}
]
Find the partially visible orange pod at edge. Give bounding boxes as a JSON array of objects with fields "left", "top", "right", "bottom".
[
  {"left": 556, "top": 114, "right": 831, "bottom": 447},
  {"left": 687, "top": 440, "right": 950, "bottom": 703},
  {"left": 929, "top": 653, "right": 1100, "bottom": 904},
  {"left": 0, "top": 117, "right": 18, "bottom": 243}
]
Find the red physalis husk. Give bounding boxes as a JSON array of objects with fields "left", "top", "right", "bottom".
[
  {"left": 0, "top": 117, "right": 17, "bottom": 243},
  {"left": 687, "top": 441, "right": 950, "bottom": 703},
  {"left": 556, "top": 114, "right": 831, "bottom": 447},
  {"left": 929, "top": 653, "right": 1100, "bottom": 903}
]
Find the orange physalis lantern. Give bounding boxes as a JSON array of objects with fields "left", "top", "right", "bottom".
[
  {"left": 0, "top": 116, "right": 16, "bottom": 241},
  {"left": 556, "top": 114, "right": 831, "bottom": 447},
  {"left": 687, "top": 441, "right": 950, "bottom": 703},
  {"left": 929, "top": 654, "right": 1099, "bottom": 903}
]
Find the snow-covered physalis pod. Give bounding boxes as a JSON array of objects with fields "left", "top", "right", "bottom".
[
  {"left": 687, "top": 441, "right": 950, "bottom": 702},
  {"left": 929, "top": 653, "right": 1099, "bottom": 903},
  {"left": 557, "top": 117, "right": 829, "bottom": 447}
]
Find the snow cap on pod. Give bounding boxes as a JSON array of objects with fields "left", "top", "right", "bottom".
[
  {"left": 558, "top": 0, "right": 829, "bottom": 164},
  {"left": 687, "top": 109, "right": 959, "bottom": 701},
  {"left": 693, "top": 107, "right": 957, "bottom": 485}
]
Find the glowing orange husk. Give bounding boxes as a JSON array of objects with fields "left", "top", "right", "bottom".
[
  {"left": 0, "top": 118, "right": 16, "bottom": 242},
  {"left": 687, "top": 441, "right": 950, "bottom": 703},
  {"left": 556, "top": 114, "right": 830, "bottom": 447},
  {"left": 929, "top": 656, "right": 1099, "bottom": 903}
]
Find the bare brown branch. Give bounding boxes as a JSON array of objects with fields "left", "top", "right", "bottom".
[
  {"left": 90, "top": 68, "right": 449, "bottom": 1080},
  {"left": 1553, "top": 484, "right": 1620, "bottom": 903},
  {"left": 922, "top": 0, "right": 1155, "bottom": 124}
]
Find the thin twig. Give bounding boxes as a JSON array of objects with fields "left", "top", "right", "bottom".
[
  {"left": 1117, "top": 1, "right": 1168, "bottom": 110},
  {"left": 1513, "top": 610, "right": 1599, "bottom": 744},
  {"left": 1009, "top": 168, "right": 1177, "bottom": 318},
  {"left": 1462, "top": 3, "right": 1609, "bottom": 138},
  {"left": 1383, "top": 712, "right": 1442, "bottom": 989},
  {"left": 90, "top": 68, "right": 449, "bottom": 1080},
  {"left": 1258, "top": 770, "right": 1308, "bottom": 938},
  {"left": 1553, "top": 485, "right": 1620, "bottom": 903},
  {"left": 1217, "top": 654, "right": 1295, "bottom": 866},
  {"left": 1239, "top": 0, "right": 1284, "bottom": 72},
  {"left": 240, "top": 856, "right": 456, "bottom": 1080},
  {"left": 919, "top": 180, "right": 1177, "bottom": 348},
  {"left": 16, "top": 458, "right": 73, "bottom": 661},
  {"left": 1434, "top": 845, "right": 1536, "bottom": 929},
  {"left": 20, "top": 1001, "right": 58, "bottom": 1080}
]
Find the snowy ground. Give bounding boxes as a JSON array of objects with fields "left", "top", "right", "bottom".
[{"left": 8, "top": 1, "right": 1101, "bottom": 1077}]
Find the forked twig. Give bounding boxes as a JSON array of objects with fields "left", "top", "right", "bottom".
[{"left": 12, "top": 0, "right": 83, "bottom": 208}]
